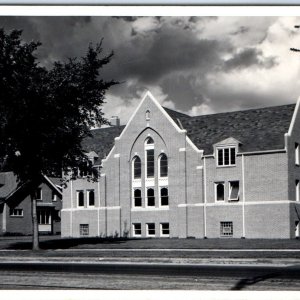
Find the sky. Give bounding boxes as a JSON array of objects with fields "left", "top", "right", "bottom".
[{"left": 1, "top": 15, "right": 300, "bottom": 124}]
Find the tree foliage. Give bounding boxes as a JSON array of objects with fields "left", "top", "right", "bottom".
[
  {"left": 0, "top": 29, "right": 117, "bottom": 183},
  {"left": 0, "top": 29, "right": 118, "bottom": 249}
]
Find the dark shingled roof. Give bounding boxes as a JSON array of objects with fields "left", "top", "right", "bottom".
[
  {"left": 82, "top": 103, "right": 296, "bottom": 158},
  {"left": 82, "top": 126, "right": 125, "bottom": 160},
  {"left": 181, "top": 104, "right": 296, "bottom": 154}
]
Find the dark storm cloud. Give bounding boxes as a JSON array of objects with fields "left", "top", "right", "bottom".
[{"left": 223, "top": 48, "right": 277, "bottom": 71}]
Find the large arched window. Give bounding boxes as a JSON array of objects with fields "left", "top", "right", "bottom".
[
  {"left": 133, "top": 156, "right": 141, "bottom": 179},
  {"left": 145, "top": 137, "right": 154, "bottom": 178},
  {"left": 159, "top": 154, "right": 168, "bottom": 177},
  {"left": 147, "top": 188, "right": 155, "bottom": 206},
  {"left": 160, "top": 187, "right": 169, "bottom": 206},
  {"left": 134, "top": 189, "right": 142, "bottom": 207}
]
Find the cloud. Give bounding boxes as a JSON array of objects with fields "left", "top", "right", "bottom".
[{"left": 1, "top": 15, "right": 300, "bottom": 123}]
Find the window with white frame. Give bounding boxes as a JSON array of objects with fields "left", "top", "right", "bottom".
[
  {"left": 147, "top": 188, "right": 155, "bottom": 206},
  {"left": 296, "top": 143, "right": 299, "bottom": 166},
  {"left": 145, "top": 137, "right": 154, "bottom": 178},
  {"left": 134, "top": 189, "right": 142, "bottom": 207},
  {"left": 133, "top": 223, "right": 142, "bottom": 236},
  {"left": 133, "top": 156, "right": 141, "bottom": 179},
  {"left": 296, "top": 180, "right": 300, "bottom": 202},
  {"left": 87, "top": 190, "right": 95, "bottom": 206},
  {"left": 217, "top": 147, "right": 236, "bottom": 166},
  {"left": 220, "top": 222, "right": 233, "bottom": 237},
  {"left": 147, "top": 223, "right": 155, "bottom": 236},
  {"left": 52, "top": 191, "right": 57, "bottom": 202},
  {"left": 160, "top": 187, "right": 169, "bottom": 206},
  {"left": 228, "top": 181, "right": 239, "bottom": 201},
  {"left": 38, "top": 210, "right": 51, "bottom": 225},
  {"left": 10, "top": 208, "right": 23, "bottom": 217},
  {"left": 159, "top": 154, "right": 168, "bottom": 178},
  {"left": 215, "top": 182, "right": 225, "bottom": 201},
  {"left": 80, "top": 224, "right": 89, "bottom": 236},
  {"left": 146, "top": 110, "right": 150, "bottom": 121},
  {"left": 160, "top": 223, "right": 170, "bottom": 237},
  {"left": 77, "top": 190, "right": 84, "bottom": 207},
  {"left": 35, "top": 187, "right": 42, "bottom": 200}
]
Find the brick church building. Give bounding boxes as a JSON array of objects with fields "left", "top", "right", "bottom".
[{"left": 61, "top": 91, "right": 300, "bottom": 239}]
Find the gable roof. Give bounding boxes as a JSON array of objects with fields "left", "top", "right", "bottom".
[
  {"left": 0, "top": 172, "right": 62, "bottom": 203},
  {"left": 81, "top": 103, "right": 296, "bottom": 158}
]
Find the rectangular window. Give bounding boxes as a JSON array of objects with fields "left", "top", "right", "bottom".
[
  {"left": 147, "top": 223, "right": 155, "bottom": 236},
  {"left": 215, "top": 182, "right": 225, "bottom": 201},
  {"left": 296, "top": 143, "right": 299, "bottom": 166},
  {"left": 134, "top": 189, "right": 142, "bottom": 207},
  {"left": 52, "top": 191, "right": 57, "bottom": 202},
  {"left": 133, "top": 223, "right": 142, "bottom": 236},
  {"left": 220, "top": 222, "right": 233, "bottom": 237},
  {"left": 36, "top": 187, "right": 42, "bottom": 200},
  {"left": 38, "top": 210, "right": 51, "bottom": 225},
  {"left": 9, "top": 208, "right": 23, "bottom": 217},
  {"left": 217, "top": 147, "right": 236, "bottom": 167},
  {"left": 296, "top": 180, "right": 299, "bottom": 202},
  {"left": 160, "top": 223, "right": 170, "bottom": 237},
  {"left": 146, "top": 149, "right": 155, "bottom": 177},
  {"left": 80, "top": 224, "right": 89, "bottom": 236},
  {"left": 229, "top": 181, "right": 239, "bottom": 201},
  {"left": 147, "top": 188, "right": 155, "bottom": 207},
  {"left": 87, "top": 190, "right": 95, "bottom": 206},
  {"left": 160, "top": 188, "right": 169, "bottom": 206},
  {"left": 77, "top": 190, "right": 84, "bottom": 207}
]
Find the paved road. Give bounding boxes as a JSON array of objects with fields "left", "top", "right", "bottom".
[{"left": 0, "top": 261, "right": 300, "bottom": 290}]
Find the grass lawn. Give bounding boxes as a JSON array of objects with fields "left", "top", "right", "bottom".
[{"left": 1, "top": 236, "right": 300, "bottom": 250}]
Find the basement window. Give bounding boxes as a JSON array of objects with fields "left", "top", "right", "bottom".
[
  {"left": 220, "top": 222, "right": 233, "bottom": 237},
  {"left": 147, "top": 223, "right": 156, "bottom": 237},
  {"left": 133, "top": 223, "right": 142, "bottom": 236},
  {"left": 160, "top": 223, "right": 170, "bottom": 237},
  {"left": 80, "top": 224, "right": 89, "bottom": 236}
]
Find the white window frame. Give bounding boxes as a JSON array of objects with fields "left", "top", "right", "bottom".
[
  {"left": 10, "top": 208, "right": 23, "bottom": 217},
  {"left": 214, "top": 182, "right": 225, "bottom": 202},
  {"left": 52, "top": 191, "right": 57, "bottom": 202},
  {"left": 159, "top": 187, "right": 169, "bottom": 207},
  {"left": 146, "top": 188, "right": 155, "bottom": 208},
  {"left": 87, "top": 189, "right": 95, "bottom": 207},
  {"left": 228, "top": 181, "right": 240, "bottom": 201},
  {"left": 146, "top": 223, "right": 156, "bottom": 237},
  {"left": 160, "top": 223, "right": 170, "bottom": 237},
  {"left": 132, "top": 156, "right": 142, "bottom": 180},
  {"left": 296, "top": 143, "right": 299, "bottom": 166},
  {"left": 145, "top": 137, "right": 154, "bottom": 179},
  {"left": 36, "top": 187, "right": 42, "bottom": 200},
  {"left": 296, "top": 180, "right": 300, "bottom": 202},
  {"left": 77, "top": 190, "right": 84, "bottom": 208},
  {"left": 158, "top": 153, "right": 168, "bottom": 178},
  {"left": 38, "top": 209, "right": 51, "bottom": 225},
  {"left": 216, "top": 146, "right": 236, "bottom": 167},
  {"left": 132, "top": 223, "right": 142, "bottom": 237},
  {"left": 133, "top": 188, "right": 142, "bottom": 208},
  {"left": 220, "top": 221, "right": 233, "bottom": 237}
]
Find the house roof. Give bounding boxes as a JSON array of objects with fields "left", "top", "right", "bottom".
[
  {"left": 81, "top": 103, "right": 296, "bottom": 158},
  {"left": 0, "top": 172, "right": 62, "bottom": 203}
]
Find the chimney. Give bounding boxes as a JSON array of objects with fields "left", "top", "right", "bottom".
[{"left": 110, "top": 116, "right": 120, "bottom": 127}]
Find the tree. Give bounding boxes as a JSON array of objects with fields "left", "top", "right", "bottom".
[{"left": 0, "top": 29, "right": 118, "bottom": 250}]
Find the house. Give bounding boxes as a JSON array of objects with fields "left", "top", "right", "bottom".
[
  {"left": 0, "top": 172, "right": 62, "bottom": 235},
  {"left": 61, "top": 91, "right": 300, "bottom": 239}
]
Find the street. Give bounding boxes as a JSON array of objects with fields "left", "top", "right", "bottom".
[{"left": 0, "top": 261, "right": 300, "bottom": 290}]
